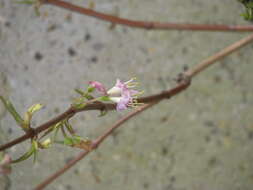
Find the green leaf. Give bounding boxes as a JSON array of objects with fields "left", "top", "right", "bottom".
[
  {"left": 15, "top": 0, "right": 35, "bottom": 4},
  {"left": 23, "top": 103, "right": 44, "bottom": 130},
  {"left": 0, "top": 96, "right": 24, "bottom": 126},
  {"left": 12, "top": 148, "right": 34, "bottom": 163},
  {"left": 72, "top": 102, "right": 87, "bottom": 110},
  {"left": 75, "top": 88, "right": 93, "bottom": 100},
  {"left": 75, "top": 88, "right": 86, "bottom": 96},
  {"left": 87, "top": 86, "right": 95, "bottom": 93},
  {"left": 248, "top": 2, "right": 253, "bottom": 8},
  {"left": 27, "top": 103, "right": 43, "bottom": 114},
  {"left": 63, "top": 136, "right": 83, "bottom": 146},
  {"left": 32, "top": 140, "right": 38, "bottom": 163},
  {"left": 98, "top": 96, "right": 110, "bottom": 101},
  {"left": 63, "top": 137, "right": 74, "bottom": 146},
  {"left": 11, "top": 140, "right": 38, "bottom": 163}
]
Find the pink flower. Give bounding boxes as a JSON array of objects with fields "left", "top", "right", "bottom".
[{"left": 89, "top": 78, "right": 141, "bottom": 111}]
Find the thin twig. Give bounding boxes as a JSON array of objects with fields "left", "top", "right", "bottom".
[
  {"left": 41, "top": 0, "right": 253, "bottom": 32},
  {"left": 34, "top": 150, "right": 89, "bottom": 190},
  {"left": 33, "top": 33, "right": 253, "bottom": 189},
  {"left": 185, "top": 33, "right": 253, "bottom": 78}
]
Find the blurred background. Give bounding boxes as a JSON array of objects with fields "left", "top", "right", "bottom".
[{"left": 1, "top": 0, "right": 253, "bottom": 189}]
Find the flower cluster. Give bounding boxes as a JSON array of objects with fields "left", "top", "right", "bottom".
[{"left": 89, "top": 78, "right": 141, "bottom": 111}]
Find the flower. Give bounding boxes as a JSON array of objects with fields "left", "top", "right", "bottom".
[{"left": 89, "top": 78, "right": 141, "bottom": 111}]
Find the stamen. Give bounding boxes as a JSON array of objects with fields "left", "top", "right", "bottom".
[
  {"left": 124, "top": 77, "right": 137, "bottom": 85},
  {"left": 133, "top": 91, "right": 144, "bottom": 97}
]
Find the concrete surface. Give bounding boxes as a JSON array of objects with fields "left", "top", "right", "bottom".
[{"left": 1, "top": 0, "right": 253, "bottom": 189}]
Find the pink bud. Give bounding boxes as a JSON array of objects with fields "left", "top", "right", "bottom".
[{"left": 88, "top": 81, "right": 107, "bottom": 95}]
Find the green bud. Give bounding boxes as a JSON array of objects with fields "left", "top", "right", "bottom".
[
  {"left": 23, "top": 103, "right": 43, "bottom": 130},
  {"left": 40, "top": 138, "right": 52, "bottom": 149}
]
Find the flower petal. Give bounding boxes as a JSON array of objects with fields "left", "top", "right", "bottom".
[{"left": 88, "top": 81, "right": 107, "bottom": 95}]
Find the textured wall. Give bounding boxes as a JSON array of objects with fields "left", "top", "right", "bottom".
[{"left": 1, "top": 0, "right": 253, "bottom": 189}]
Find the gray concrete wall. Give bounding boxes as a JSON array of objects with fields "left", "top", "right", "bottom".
[{"left": 1, "top": 0, "right": 253, "bottom": 189}]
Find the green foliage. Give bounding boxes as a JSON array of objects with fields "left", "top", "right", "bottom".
[
  {"left": 0, "top": 96, "right": 43, "bottom": 131},
  {"left": 0, "top": 96, "right": 24, "bottom": 126},
  {"left": 239, "top": 0, "right": 253, "bottom": 20}
]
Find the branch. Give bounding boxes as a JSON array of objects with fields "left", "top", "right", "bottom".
[
  {"left": 41, "top": 0, "right": 253, "bottom": 32},
  {"left": 185, "top": 33, "right": 253, "bottom": 78},
  {"left": 0, "top": 80, "right": 189, "bottom": 151},
  {"left": 33, "top": 33, "right": 253, "bottom": 189},
  {"left": 1, "top": 33, "right": 253, "bottom": 152}
]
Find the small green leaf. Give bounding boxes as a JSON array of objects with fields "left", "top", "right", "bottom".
[
  {"left": 248, "top": 2, "right": 253, "bottom": 8},
  {"left": 32, "top": 140, "right": 39, "bottom": 163},
  {"left": 72, "top": 102, "right": 87, "bottom": 110},
  {"left": 75, "top": 88, "right": 86, "bottom": 96},
  {"left": 63, "top": 137, "right": 74, "bottom": 146},
  {"left": 75, "top": 88, "right": 93, "bottom": 100},
  {"left": 98, "top": 96, "right": 110, "bottom": 101},
  {"left": 0, "top": 96, "right": 24, "bottom": 126},
  {"left": 87, "top": 86, "right": 95, "bottom": 93},
  {"left": 63, "top": 136, "right": 83, "bottom": 146},
  {"left": 15, "top": 0, "right": 35, "bottom": 4},
  {"left": 11, "top": 140, "right": 38, "bottom": 163},
  {"left": 28, "top": 103, "right": 43, "bottom": 114},
  {"left": 12, "top": 148, "right": 34, "bottom": 163}
]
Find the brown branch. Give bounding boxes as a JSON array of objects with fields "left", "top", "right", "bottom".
[
  {"left": 41, "top": 0, "right": 253, "bottom": 32},
  {"left": 1, "top": 33, "right": 253, "bottom": 152},
  {"left": 34, "top": 150, "right": 89, "bottom": 190},
  {"left": 0, "top": 80, "right": 189, "bottom": 151},
  {"left": 185, "top": 33, "right": 253, "bottom": 78}
]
